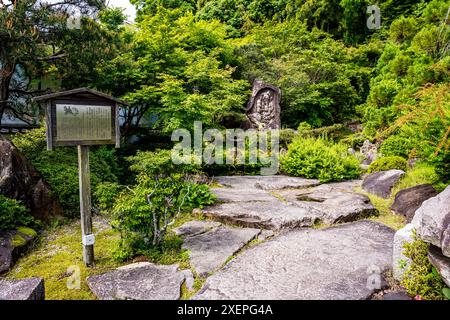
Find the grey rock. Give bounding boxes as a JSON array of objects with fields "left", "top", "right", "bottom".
[
  {"left": 87, "top": 262, "right": 189, "bottom": 300},
  {"left": 193, "top": 221, "right": 395, "bottom": 300},
  {"left": 362, "top": 170, "right": 405, "bottom": 199},
  {"left": 202, "top": 201, "right": 321, "bottom": 230},
  {"left": 0, "top": 278, "right": 45, "bottom": 300},
  {"left": 211, "top": 187, "right": 276, "bottom": 203},
  {"left": 183, "top": 226, "right": 260, "bottom": 277},
  {"left": 428, "top": 246, "right": 450, "bottom": 288},
  {"left": 181, "top": 269, "right": 195, "bottom": 291},
  {"left": 0, "top": 229, "right": 37, "bottom": 275},
  {"left": 390, "top": 184, "right": 438, "bottom": 223},
  {"left": 172, "top": 220, "right": 221, "bottom": 238},
  {"left": 246, "top": 80, "right": 282, "bottom": 130},
  {"left": 414, "top": 185, "right": 450, "bottom": 257},
  {"left": 360, "top": 140, "right": 378, "bottom": 165},
  {"left": 0, "top": 137, "right": 63, "bottom": 220},
  {"left": 253, "top": 176, "right": 320, "bottom": 191},
  {"left": 393, "top": 224, "right": 415, "bottom": 281}
]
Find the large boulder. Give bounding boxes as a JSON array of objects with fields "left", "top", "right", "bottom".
[
  {"left": 413, "top": 185, "right": 450, "bottom": 258},
  {"left": 0, "top": 136, "right": 63, "bottom": 220},
  {"left": 0, "top": 278, "right": 45, "bottom": 300},
  {"left": 194, "top": 221, "right": 395, "bottom": 300},
  {"left": 362, "top": 170, "right": 405, "bottom": 199},
  {"left": 87, "top": 262, "right": 191, "bottom": 300},
  {"left": 390, "top": 184, "right": 438, "bottom": 223}
]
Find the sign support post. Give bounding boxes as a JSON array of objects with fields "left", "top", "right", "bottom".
[
  {"left": 33, "top": 88, "right": 127, "bottom": 268},
  {"left": 78, "top": 145, "right": 94, "bottom": 266}
]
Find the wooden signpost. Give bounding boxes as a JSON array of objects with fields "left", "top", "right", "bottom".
[{"left": 33, "top": 88, "right": 127, "bottom": 266}]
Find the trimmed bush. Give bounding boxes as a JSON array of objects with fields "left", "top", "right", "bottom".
[
  {"left": 280, "top": 136, "right": 361, "bottom": 183},
  {"left": 367, "top": 156, "right": 407, "bottom": 173},
  {"left": 0, "top": 195, "right": 36, "bottom": 231},
  {"left": 380, "top": 135, "right": 416, "bottom": 158}
]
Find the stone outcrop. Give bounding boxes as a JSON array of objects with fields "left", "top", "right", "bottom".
[
  {"left": 0, "top": 136, "right": 63, "bottom": 220},
  {"left": 390, "top": 184, "right": 438, "bottom": 222},
  {"left": 87, "top": 262, "right": 190, "bottom": 300},
  {"left": 428, "top": 246, "right": 450, "bottom": 288},
  {"left": 413, "top": 185, "right": 450, "bottom": 258},
  {"left": 0, "top": 228, "right": 37, "bottom": 275},
  {"left": 245, "top": 81, "right": 281, "bottom": 130},
  {"left": 179, "top": 222, "right": 261, "bottom": 277},
  {"left": 193, "top": 221, "right": 395, "bottom": 300},
  {"left": 362, "top": 170, "right": 405, "bottom": 199},
  {"left": 0, "top": 278, "right": 45, "bottom": 300}
]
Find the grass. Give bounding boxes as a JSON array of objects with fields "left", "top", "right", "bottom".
[{"left": 7, "top": 217, "right": 123, "bottom": 300}]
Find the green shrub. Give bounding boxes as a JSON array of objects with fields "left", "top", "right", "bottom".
[
  {"left": 94, "top": 182, "right": 122, "bottom": 212},
  {"left": 12, "top": 128, "right": 120, "bottom": 217},
  {"left": 401, "top": 230, "right": 447, "bottom": 300},
  {"left": 280, "top": 136, "right": 361, "bottom": 183},
  {"left": 380, "top": 135, "right": 416, "bottom": 158},
  {"left": 279, "top": 129, "right": 297, "bottom": 149},
  {"left": 112, "top": 175, "right": 215, "bottom": 260},
  {"left": 367, "top": 156, "right": 407, "bottom": 173},
  {"left": 0, "top": 195, "right": 35, "bottom": 231}
]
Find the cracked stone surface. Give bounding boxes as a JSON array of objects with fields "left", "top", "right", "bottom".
[
  {"left": 0, "top": 277, "right": 45, "bottom": 300},
  {"left": 193, "top": 221, "right": 395, "bottom": 300},
  {"left": 204, "top": 178, "right": 375, "bottom": 230},
  {"left": 362, "top": 170, "right": 405, "bottom": 199},
  {"left": 181, "top": 224, "right": 261, "bottom": 277},
  {"left": 172, "top": 220, "right": 221, "bottom": 237},
  {"left": 87, "top": 262, "right": 189, "bottom": 300}
]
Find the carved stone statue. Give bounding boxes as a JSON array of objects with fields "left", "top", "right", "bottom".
[{"left": 246, "top": 80, "right": 281, "bottom": 130}]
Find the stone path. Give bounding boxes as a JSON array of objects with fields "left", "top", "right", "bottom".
[
  {"left": 88, "top": 175, "right": 396, "bottom": 300},
  {"left": 194, "top": 221, "right": 394, "bottom": 300},
  {"left": 204, "top": 176, "right": 375, "bottom": 229}
]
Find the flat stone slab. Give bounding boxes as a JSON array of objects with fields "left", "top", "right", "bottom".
[
  {"left": 212, "top": 188, "right": 277, "bottom": 203},
  {"left": 0, "top": 278, "right": 45, "bottom": 300},
  {"left": 203, "top": 201, "right": 321, "bottom": 230},
  {"left": 87, "top": 262, "right": 189, "bottom": 300},
  {"left": 193, "top": 221, "right": 395, "bottom": 300},
  {"left": 214, "top": 175, "right": 320, "bottom": 190},
  {"left": 172, "top": 220, "right": 221, "bottom": 237},
  {"left": 182, "top": 225, "right": 261, "bottom": 277}
]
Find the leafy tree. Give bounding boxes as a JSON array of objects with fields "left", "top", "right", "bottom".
[{"left": 0, "top": 0, "right": 106, "bottom": 125}]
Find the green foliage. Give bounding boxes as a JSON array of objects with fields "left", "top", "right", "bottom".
[
  {"left": 380, "top": 136, "right": 416, "bottom": 158},
  {"left": 281, "top": 136, "right": 361, "bottom": 183},
  {"left": 112, "top": 175, "right": 215, "bottom": 260},
  {"left": 279, "top": 129, "right": 297, "bottom": 149},
  {"left": 401, "top": 230, "right": 447, "bottom": 300},
  {"left": 12, "top": 128, "right": 120, "bottom": 217},
  {"left": 0, "top": 195, "right": 35, "bottom": 231},
  {"left": 367, "top": 156, "right": 408, "bottom": 173},
  {"left": 127, "top": 150, "right": 201, "bottom": 177},
  {"left": 94, "top": 182, "right": 123, "bottom": 212}
]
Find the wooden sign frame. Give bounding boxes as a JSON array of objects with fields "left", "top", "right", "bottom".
[{"left": 33, "top": 88, "right": 127, "bottom": 267}]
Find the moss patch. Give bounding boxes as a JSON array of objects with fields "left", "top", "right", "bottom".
[
  {"left": 17, "top": 226, "right": 38, "bottom": 238},
  {"left": 11, "top": 233, "right": 27, "bottom": 247},
  {"left": 7, "top": 219, "right": 123, "bottom": 300}
]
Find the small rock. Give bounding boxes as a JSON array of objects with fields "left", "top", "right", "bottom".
[
  {"left": 360, "top": 140, "right": 378, "bottom": 165},
  {"left": 87, "top": 262, "right": 188, "bottom": 300},
  {"left": 181, "top": 269, "right": 195, "bottom": 291},
  {"left": 428, "top": 246, "right": 450, "bottom": 288},
  {"left": 183, "top": 225, "right": 260, "bottom": 277},
  {"left": 414, "top": 185, "right": 450, "bottom": 258},
  {"left": 0, "top": 229, "right": 37, "bottom": 275},
  {"left": 362, "top": 170, "right": 405, "bottom": 199},
  {"left": 393, "top": 224, "right": 415, "bottom": 281},
  {"left": 390, "top": 184, "right": 438, "bottom": 223},
  {"left": 172, "top": 220, "right": 221, "bottom": 238},
  {"left": 0, "top": 278, "right": 45, "bottom": 300}
]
